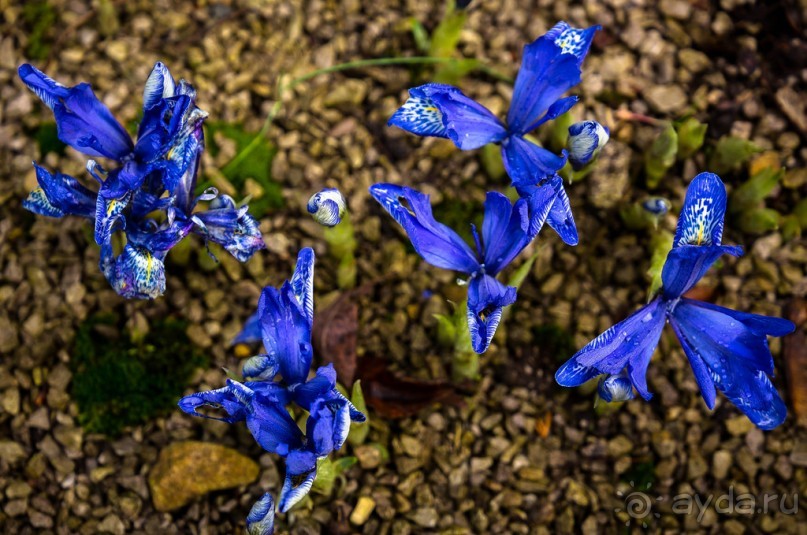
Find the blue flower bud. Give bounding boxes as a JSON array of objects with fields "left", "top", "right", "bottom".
[
  {"left": 598, "top": 373, "right": 635, "bottom": 403},
  {"left": 246, "top": 493, "right": 275, "bottom": 535},
  {"left": 642, "top": 197, "right": 671, "bottom": 217},
  {"left": 307, "top": 188, "right": 346, "bottom": 227},
  {"left": 567, "top": 121, "right": 610, "bottom": 170}
]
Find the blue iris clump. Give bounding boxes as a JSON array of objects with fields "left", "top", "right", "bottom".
[
  {"left": 179, "top": 248, "right": 365, "bottom": 530},
  {"left": 556, "top": 173, "right": 795, "bottom": 430},
  {"left": 19, "top": 62, "right": 265, "bottom": 299}
]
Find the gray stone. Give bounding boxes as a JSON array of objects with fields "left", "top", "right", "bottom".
[{"left": 644, "top": 84, "right": 688, "bottom": 114}]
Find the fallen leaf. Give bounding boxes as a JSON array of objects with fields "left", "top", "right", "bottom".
[
  {"left": 783, "top": 299, "right": 807, "bottom": 426},
  {"left": 312, "top": 290, "right": 358, "bottom": 387},
  {"left": 357, "top": 356, "right": 464, "bottom": 419},
  {"left": 535, "top": 412, "right": 552, "bottom": 438}
]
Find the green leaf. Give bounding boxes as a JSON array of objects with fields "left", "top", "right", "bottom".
[
  {"left": 203, "top": 122, "right": 283, "bottom": 218},
  {"left": 620, "top": 203, "right": 655, "bottom": 231},
  {"left": 646, "top": 230, "right": 674, "bottom": 300},
  {"left": 348, "top": 381, "right": 369, "bottom": 446},
  {"left": 507, "top": 249, "right": 540, "bottom": 290},
  {"left": 480, "top": 143, "right": 506, "bottom": 181},
  {"left": 332, "top": 456, "right": 358, "bottom": 475},
  {"left": 409, "top": 18, "right": 431, "bottom": 54},
  {"left": 644, "top": 124, "right": 678, "bottom": 189},
  {"left": 675, "top": 117, "right": 707, "bottom": 160},
  {"left": 549, "top": 111, "right": 574, "bottom": 153},
  {"left": 738, "top": 208, "right": 781, "bottom": 235},
  {"left": 434, "top": 312, "right": 457, "bottom": 347},
  {"left": 33, "top": 122, "right": 67, "bottom": 157},
  {"left": 311, "top": 457, "right": 336, "bottom": 496},
  {"left": 709, "top": 136, "right": 762, "bottom": 175},
  {"left": 433, "top": 58, "right": 478, "bottom": 85},
  {"left": 781, "top": 214, "right": 801, "bottom": 241},
  {"left": 429, "top": 7, "right": 467, "bottom": 59},
  {"left": 729, "top": 167, "right": 784, "bottom": 214},
  {"left": 793, "top": 198, "right": 807, "bottom": 227}
]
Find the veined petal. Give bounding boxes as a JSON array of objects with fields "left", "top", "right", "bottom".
[
  {"left": 670, "top": 299, "right": 792, "bottom": 430},
  {"left": 19, "top": 64, "right": 133, "bottom": 160},
  {"left": 597, "top": 372, "right": 635, "bottom": 402},
  {"left": 230, "top": 379, "right": 306, "bottom": 455},
  {"left": 466, "top": 274, "right": 518, "bottom": 354},
  {"left": 480, "top": 192, "right": 531, "bottom": 274},
  {"left": 113, "top": 244, "right": 166, "bottom": 299},
  {"left": 544, "top": 22, "right": 600, "bottom": 64},
  {"left": 257, "top": 283, "right": 313, "bottom": 385},
  {"left": 126, "top": 216, "right": 194, "bottom": 260},
  {"left": 177, "top": 385, "right": 247, "bottom": 424},
  {"left": 661, "top": 244, "right": 743, "bottom": 299},
  {"left": 674, "top": 172, "right": 728, "bottom": 248},
  {"left": 555, "top": 299, "right": 666, "bottom": 400},
  {"left": 246, "top": 493, "right": 275, "bottom": 535},
  {"left": 501, "top": 135, "right": 567, "bottom": 186},
  {"left": 291, "top": 248, "right": 315, "bottom": 326},
  {"left": 94, "top": 191, "right": 130, "bottom": 247},
  {"left": 369, "top": 183, "right": 480, "bottom": 274},
  {"left": 192, "top": 196, "right": 266, "bottom": 262},
  {"left": 389, "top": 84, "right": 507, "bottom": 149},
  {"left": 23, "top": 164, "right": 96, "bottom": 219},
  {"left": 545, "top": 180, "right": 578, "bottom": 246},
  {"left": 142, "top": 62, "right": 176, "bottom": 111},
  {"left": 506, "top": 36, "right": 583, "bottom": 134},
  {"left": 278, "top": 468, "right": 316, "bottom": 513},
  {"left": 290, "top": 365, "right": 337, "bottom": 411},
  {"left": 514, "top": 177, "right": 561, "bottom": 238}
]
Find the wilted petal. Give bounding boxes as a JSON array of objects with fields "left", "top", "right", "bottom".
[
  {"left": 466, "top": 274, "right": 517, "bottom": 354},
  {"left": 555, "top": 299, "right": 666, "bottom": 400},
  {"left": 23, "top": 164, "right": 96, "bottom": 219},
  {"left": 670, "top": 299, "right": 793, "bottom": 430},
  {"left": 567, "top": 120, "right": 609, "bottom": 170},
  {"left": 307, "top": 188, "right": 346, "bottom": 227},
  {"left": 177, "top": 385, "right": 247, "bottom": 424},
  {"left": 389, "top": 84, "right": 507, "bottom": 149},
  {"left": 19, "top": 64, "right": 133, "bottom": 160},
  {"left": 674, "top": 172, "right": 728, "bottom": 248},
  {"left": 192, "top": 196, "right": 265, "bottom": 262},
  {"left": 369, "top": 183, "right": 480, "bottom": 274},
  {"left": 246, "top": 493, "right": 275, "bottom": 535}
]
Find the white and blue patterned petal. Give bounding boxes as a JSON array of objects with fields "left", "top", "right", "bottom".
[
  {"left": 567, "top": 121, "right": 609, "bottom": 170},
  {"left": 108, "top": 244, "right": 167, "bottom": 299},
  {"left": 246, "top": 493, "right": 275, "bottom": 535},
  {"left": 642, "top": 197, "right": 671, "bottom": 216},
  {"left": 278, "top": 469, "right": 316, "bottom": 513},
  {"left": 674, "top": 172, "right": 728, "bottom": 247},
  {"left": 26, "top": 163, "right": 96, "bottom": 219},
  {"left": 24, "top": 188, "right": 63, "bottom": 218},
  {"left": 466, "top": 274, "right": 517, "bottom": 354},
  {"left": 242, "top": 354, "right": 280, "bottom": 381},
  {"left": 545, "top": 22, "right": 601, "bottom": 63},
  {"left": 307, "top": 188, "right": 346, "bottom": 227},
  {"left": 291, "top": 248, "right": 315, "bottom": 326},
  {"left": 388, "top": 91, "right": 448, "bottom": 138},
  {"left": 142, "top": 62, "right": 176, "bottom": 111}
]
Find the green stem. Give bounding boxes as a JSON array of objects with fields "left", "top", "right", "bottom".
[{"left": 222, "top": 56, "right": 513, "bottom": 174}]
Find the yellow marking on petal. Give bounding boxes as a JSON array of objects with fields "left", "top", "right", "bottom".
[
  {"left": 107, "top": 200, "right": 118, "bottom": 216},
  {"left": 423, "top": 107, "right": 438, "bottom": 112},
  {"left": 146, "top": 253, "right": 153, "bottom": 280},
  {"left": 696, "top": 224, "right": 704, "bottom": 245}
]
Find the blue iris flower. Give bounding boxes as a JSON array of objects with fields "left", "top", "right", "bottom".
[
  {"left": 19, "top": 62, "right": 265, "bottom": 298},
  {"left": 369, "top": 182, "right": 557, "bottom": 354},
  {"left": 556, "top": 173, "right": 795, "bottom": 430},
  {"left": 179, "top": 248, "right": 365, "bottom": 519},
  {"left": 388, "top": 22, "right": 599, "bottom": 246}
]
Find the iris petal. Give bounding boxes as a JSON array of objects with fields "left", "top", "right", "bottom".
[
  {"left": 291, "top": 248, "right": 315, "bottom": 326},
  {"left": 545, "top": 181, "right": 579, "bottom": 246},
  {"left": 278, "top": 469, "right": 316, "bottom": 513},
  {"left": 544, "top": 22, "right": 601, "bottom": 64},
  {"left": 177, "top": 385, "right": 247, "bottom": 424},
  {"left": 661, "top": 244, "right": 743, "bottom": 299},
  {"left": 501, "top": 135, "right": 568, "bottom": 186},
  {"left": 466, "top": 274, "right": 517, "bottom": 354},
  {"left": 480, "top": 192, "right": 531, "bottom": 274},
  {"left": 258, "top": 284, "right": 313, "bottom": 385},
  {"left": 673, "top": 172, "right": 728, "bottom": 248},
  {"left": 670, "top": 299, "right": 792, "bottom": 430},
  {"left": 107, "top": 244, "right": 167, "bottom": 299},
  {"left": 142, "top": 62, "right": 176, "bottom": 111},
  {"left": 246, "top": 493, "right": 275, "bottom": 535},
  {"left": 369, "top": 183, "right": 480, "bottom": 274},
  {"left": 192, "top": 196, "right": 266, "bottom": 262},
  {"left": 23, "top": 164, "right": 96, "bottom": 219}
]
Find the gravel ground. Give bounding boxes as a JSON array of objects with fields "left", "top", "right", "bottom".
[{"left": 1, "top": 1, "right": 806, "bottom": 534}]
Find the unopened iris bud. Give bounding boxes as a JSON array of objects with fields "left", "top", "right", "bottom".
[
  {"left": 308, "top": 188, "right": 346, "bottom": 227},
  {"left": 642, "top": 197, "right": 671, "bottom": 217},
  {"left": 567, "top": 121, "right": 610, "bottom": 170},
  {"left": 246, "top": 493, "right": 275, "bottom": 535},
  {"left": 597, "top": 373, "right": 634, "bottom": 403}
]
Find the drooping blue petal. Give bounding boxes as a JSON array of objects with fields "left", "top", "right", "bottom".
[
  {"left": 544, "top": 22, "right": 600, "bottom": 65},
  {"left": 257, "top": 284, "right": 313, "bottom": 385},
  {"left": 278, "top": 468, "right": 316, "bottom": 513},
  {"left": 480, "top": 192, "right": 531, "bottom": 274},
  {"left": 126, "top": 216, "right": 195, "bottom": 260},
  {"left": 242, "top": 354, "right": 280, "bottom": 381},
  {"left": 94, "top": 191, "right": 130, "bottom": 246},
  {"left": 142, "top": 62, "right": 176, "bottom": 111},
  {"left": 389, "top": 84, "right": 507, "bottom": 148},
  {"left": 567, "top": 120, "right": 610, "bottom": 170},
  {"left": 232, "top": 311, "right": 261, "bottom": 345},
  {"left": 291, "top": 248, "right": 315, "bottom": 326},
  {"left": 369, "top": 183, "right": 480, "bottom": 274},
  {"left": 514, "top": 176, "right": 561, "bottom": 238},
  {"left": 105, "top": 243, "right": 167, "bottom": 299},
  {"left": 246, "top": 493, "right": 275, "bottom": 535},
  {"left": 307, "top": 188, "right": 346, "bottom": 227},
  {"left": 23, "top": 164, "right": 96, "bottom": 219},
  {"left": 192, "top": 196, "right": 266, "bottom": 262},
  {"left": 290, "top": 365, "right": 337, "bottom": 411},
  {"left": 156, "top": 106, "right": 207, "bottom": 201},
  {"left": 545, "top": 180, "right": 579, "bottom": 246},
  {"left": 466, "top": 274, "right": 518, "bottom": 354},
  {"left": 661, "top": 244, "right": 743, "bottom": 299},
  {"left": 506, "top": 36, "right": 583, "bottom": 135},
  {"left": 555, "top": 299, "right": 666, "bottom": 400},
  {"left": 177, "top": 385, "right": 248, "bottom": 424},
  {"left": 501, "top": 135, "right": 568, "bottom": 186},
  {"left": 597, "top": 372, "right": 635, "bottom": 403},
  {"left": 674, "top": 172, "right": 728, "bottom": 248},
  {"left": 19, "top": 64, "right": 133, "bottom": 160},
  {"left": 669, "top": 299, "right": 792, "bottom": 430}
]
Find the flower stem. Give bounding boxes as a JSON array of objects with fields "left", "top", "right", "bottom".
[
  {"left": 222, "top": 56, "right": 512, "bottom": 174},
  {"left": 452, "top": 300, "right": 479, "bottom": 382}
]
